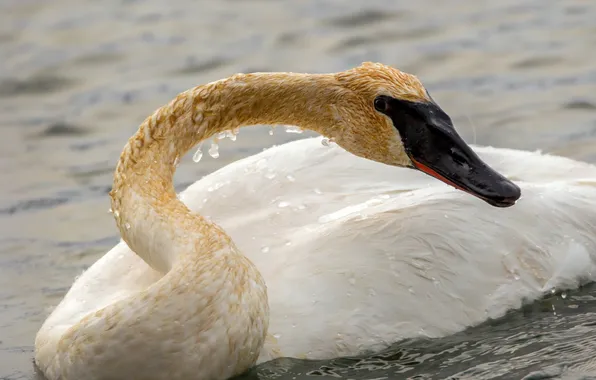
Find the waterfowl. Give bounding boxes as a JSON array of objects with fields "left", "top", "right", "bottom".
[{"left": 35, "top": 62, "right": 596, "bottom": 380}]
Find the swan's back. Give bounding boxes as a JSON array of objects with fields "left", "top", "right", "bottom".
[{"left": 182, "top": 137, "right": 596, "bottom": 357}]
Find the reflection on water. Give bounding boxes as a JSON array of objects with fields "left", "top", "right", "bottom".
[{"left": 1, "top": 0, "right": 596, "bottom": 379}]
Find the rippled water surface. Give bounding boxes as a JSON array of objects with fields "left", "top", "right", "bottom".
[{"left": 2, "top": 0, "right": 596, "bottom": 379}]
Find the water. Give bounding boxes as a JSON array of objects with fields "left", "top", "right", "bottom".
[
  {"left": 1, "top": 0, "right": 596, "bottom": 379},
  {"left": 241, "top": 286, "right": 596, "bottom": 380}
]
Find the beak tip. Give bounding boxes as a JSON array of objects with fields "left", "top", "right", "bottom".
[
  {"left": 505, "top": 180, "right": 521, "bottom": 197},
  {"left": 486, "top": 180, "right": 521, "bottom": 208}
]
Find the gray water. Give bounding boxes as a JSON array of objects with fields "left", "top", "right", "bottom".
[{"left": 1, "top": 0, "right": 596, "bottom": 379}]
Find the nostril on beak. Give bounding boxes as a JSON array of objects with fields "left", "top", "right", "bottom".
[{"left": 450, "top": 148, "right": 468, "bottom": 167}]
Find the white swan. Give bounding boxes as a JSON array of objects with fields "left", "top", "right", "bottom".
[{"left": 35, "top": 62, "right": 596, "bottom": 380}]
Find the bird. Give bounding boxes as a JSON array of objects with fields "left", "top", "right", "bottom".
[{"left": 34, "top": 62, "right": 596, "bottom": 380}]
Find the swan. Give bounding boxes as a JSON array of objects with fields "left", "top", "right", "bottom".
[{"left": 34, "top": 62, "right": 596, "bottom": 380}]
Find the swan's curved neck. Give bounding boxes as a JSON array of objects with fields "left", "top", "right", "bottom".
[{"left": 110, "top": 72, "right": 343, "bottom": 273}]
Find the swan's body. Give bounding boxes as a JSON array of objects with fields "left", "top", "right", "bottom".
[{"left": 34, "top": 63, "right": 596, "bottom": 380}]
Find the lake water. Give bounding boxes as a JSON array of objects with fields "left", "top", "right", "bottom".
[{"left": 2, "top": 0, "right": 596, "bottom": 379}]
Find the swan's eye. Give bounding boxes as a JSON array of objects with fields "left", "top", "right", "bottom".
[{"left": 374, "top": 96, "right": 389, "bottom": 113}]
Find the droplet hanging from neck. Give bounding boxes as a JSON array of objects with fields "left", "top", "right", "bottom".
[
  {"left": 285, "top": 126, "right": 303, "bottom": 134},
  {"left": 208, "top": 140, "right": 220, "bottom": 158},
  {"left": 193, "top": 143, "right": 204, "bottom": 163}
]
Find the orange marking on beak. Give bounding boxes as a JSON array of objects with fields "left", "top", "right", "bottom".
[{"left": 411, "top": 158, "right": 467, "bottom": 193}]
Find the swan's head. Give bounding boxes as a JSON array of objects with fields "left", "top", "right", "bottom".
[{"left": 332, "top": 62, "right": 521, "bottom": 208}]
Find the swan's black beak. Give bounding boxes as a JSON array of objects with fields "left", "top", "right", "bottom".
[{"left": 376, "top": 95, "right": 521, "bottom": 208}]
